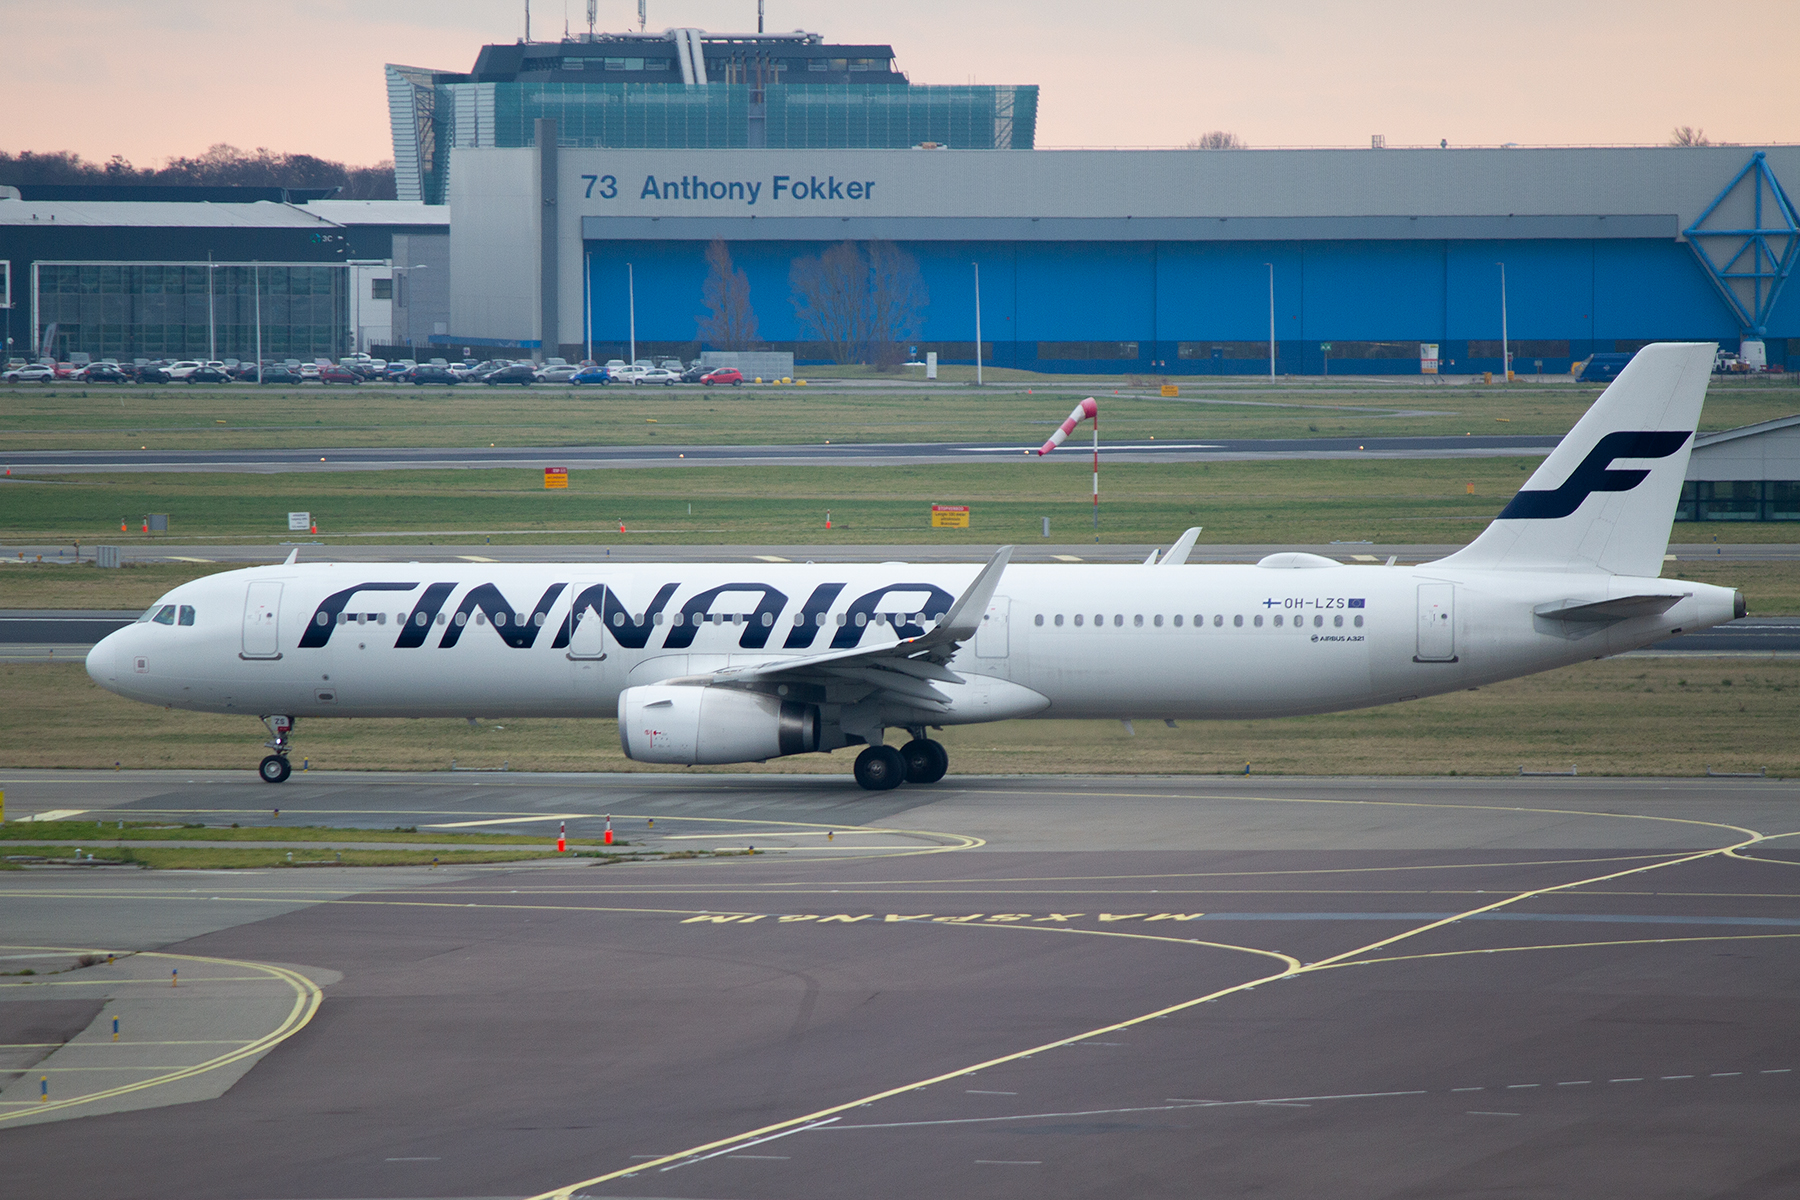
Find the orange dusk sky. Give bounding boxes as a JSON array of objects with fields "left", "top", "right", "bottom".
[{"left": 6, "top": 0, "right": 1796, "bottom": 167}]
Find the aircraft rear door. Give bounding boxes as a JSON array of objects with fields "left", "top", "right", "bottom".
[
  {"left": 1415, "top": 583, "right": 1456, "bottom": 662},
  {"left": 242, "top": 582, "right": 283, "bottom": 659}
]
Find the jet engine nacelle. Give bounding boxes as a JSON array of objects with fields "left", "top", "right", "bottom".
[{"left": 618, "top": 684, "right": 821, "bottom": 765}]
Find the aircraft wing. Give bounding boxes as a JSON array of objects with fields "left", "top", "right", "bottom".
[{"left": 672, "top": 545, "right": 1014, "bottom": 710}]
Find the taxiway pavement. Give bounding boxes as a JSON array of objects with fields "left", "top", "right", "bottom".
[{"left": 1, "top": 770, "right": 1796, "bottom": 1198}]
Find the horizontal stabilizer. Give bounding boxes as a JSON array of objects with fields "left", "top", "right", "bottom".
[{"left": 1534, "top": 593, "right": 1688, "bottom": 622}]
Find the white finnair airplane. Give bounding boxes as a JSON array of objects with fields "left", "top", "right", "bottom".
[{"left": 88, "top": 343, "right": 1743, "bottom": 790}]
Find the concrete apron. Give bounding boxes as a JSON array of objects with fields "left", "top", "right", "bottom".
[{"left": 0, "top": 947, "right": 337, "bottom": 1128}]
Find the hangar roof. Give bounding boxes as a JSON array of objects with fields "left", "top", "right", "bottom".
[
  {"left": 0, "top": 200, "right": 342, "bottom": 230},
  {"left": 297, "top": 200, "right": 449, "bottom": 227}
]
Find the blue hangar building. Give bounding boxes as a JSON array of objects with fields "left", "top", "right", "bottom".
[{"left": 405, "top": 33, "right": 1800, "bottom": 374}]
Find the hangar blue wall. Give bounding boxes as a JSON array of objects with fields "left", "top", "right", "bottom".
[{"left": 581, "top": 236, "right": 1779, "bottom": 373}]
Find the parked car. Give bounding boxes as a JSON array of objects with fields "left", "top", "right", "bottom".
[
  {"left": 256, "top": 366, "right": 302, "bottom": 384},
  {"left": 53, "top": 361, "right": 84, "bottom": 380},
  {"left": 297, "top": 363, "right": 323, "bottom": 382},
  {"left": 185, "top": 366, "right": 231, "bottom": 384},
  {"left": 656, "top": 358, "right": 684, "bottom": 372},
  {"left": 633, "top": 367, "right": 679, "bottom": 386},
  {"left": 569, "top": 365, "right": 613, "bottom": 386},
  {"left": 408, "top": 364, "right": 460, "bottom": 386},
  {"left": 3, "top": 364, "right": 57, "bottom": 383},
  {"left": 135, "top": 364, "right": 174, "bottom": 383},
  {"left": 700, "top": 366, "right": 744, "bottom": 386},
  {"left": 164, "top": 360, "right": 204, "bottom": 380},
  {"left": 536, "top": 364, "right": 579, "bottom": 383},
  {"left": 679, "top": 362, "right": 708, "bottom": 383},
  {"left": 482, "top": 363, "right": 537, "bottom": 386},
  {"left": 79, "top": 363, "right": 132, "bottom": 384},
  {"left": 318, "top": 364, "right": 363, "bottom": 385}
]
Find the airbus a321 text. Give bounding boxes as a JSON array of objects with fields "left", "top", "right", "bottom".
[{"left": 89, "top": 343, "right": 1745, "bottom": 790}]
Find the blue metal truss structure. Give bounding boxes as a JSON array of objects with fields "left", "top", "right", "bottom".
[{"left": 1683, "top": 151, "right": 1800, "bottom": 336}]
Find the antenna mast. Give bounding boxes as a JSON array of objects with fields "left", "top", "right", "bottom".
[
  {"left": 758, "top": 0, "right": 764, "bottom": 33},
  {"left": 637, "top": 0, "right": 646, "bottom": 31},
  {"left": 586, "top": 0, "right": 596, "bottom": 37},
  {"left": 523, "top": 0, "right": 530, "bottom": 42}
]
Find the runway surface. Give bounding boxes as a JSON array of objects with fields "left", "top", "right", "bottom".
[
  {"left": 1, "top": 433, "right": 1562, "bottom": 475},
  {"left": 2, "top": 770, "right": 1797, "bottom": 1198}
]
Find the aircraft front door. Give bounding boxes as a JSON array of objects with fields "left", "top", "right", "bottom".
[
  {"left": 975, "top": 596, "right": 1010, "bottom": 658},
  {"left": 242, "top": 582, "right": 283, "bottom": 659},
  {"left": 1415, "top": 583, "right": 1456, "bottom": 662}
]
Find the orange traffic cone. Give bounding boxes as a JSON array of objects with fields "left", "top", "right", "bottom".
[
  {"left": 121, "top": 521, "right": 127, "bottom": 532},
  {"left": 141, "top": 522, "right": 148, "bottom": 533},
  {"left": 557, "top": 822, "right": 566, "bottom": 853},
  {"left": 603, "top": 815, "right": 613, "bottom": 845},
  {"left": 310, "top": 522, "right": 317, "bottom": 534}
]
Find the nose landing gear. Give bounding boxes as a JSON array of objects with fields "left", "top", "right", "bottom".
[{"left": 259, "top": 715, "right": 294, "bottom": 784}]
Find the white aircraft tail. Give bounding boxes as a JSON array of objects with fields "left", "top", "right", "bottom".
[{"left": 1436, "top": 342, "right": 1715, "bottom": 577}]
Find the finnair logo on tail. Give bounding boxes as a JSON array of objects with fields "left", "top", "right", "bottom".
[{"left": 1497, "top": 431, "right": 1691, "bottom": 520}]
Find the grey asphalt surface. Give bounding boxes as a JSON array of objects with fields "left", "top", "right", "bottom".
[
  {"left": 1, "top": 433, "right": 1563, "bottom": 475},
  {"left": 0, "top": 771, "right": 1796, "bottom": 1198}
]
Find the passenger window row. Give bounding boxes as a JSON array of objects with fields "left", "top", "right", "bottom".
[
  {"left": 603, "top": 610, "right": 943, "bottom": 629},
  {"left": 1033, "top": 612, "right": 1365, "bottom": 630}
]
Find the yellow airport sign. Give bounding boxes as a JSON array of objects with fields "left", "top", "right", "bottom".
[
  {"left": 544, "top": 467, "right": 568, "bottom": 489},
  {"left": 930, "top": 504, "right": 970, "bottom": 528}
]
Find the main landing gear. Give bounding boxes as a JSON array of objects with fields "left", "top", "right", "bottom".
[
  {"left": 853, "top": 733, "right": 949, "bottom": 791},
  {"left": 258, "top": 715, "right": 294, "bottom": 784}
]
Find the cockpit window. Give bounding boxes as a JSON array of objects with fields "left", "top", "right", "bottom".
[
  {"left": 137, "top": 604, "right": 162, "bottom": 623},
  {"left": 178, "top": 605, "right": 196, "bottom": 626},
  {"left": 151, "top": 604, "right": 177, "bottom": 625}
]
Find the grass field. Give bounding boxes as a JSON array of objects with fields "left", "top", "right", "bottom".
[
  {"left": 0, "top": 845, "right": 563, "bottom": 870},
  {"left": 4, "top": 378, "right": 1797, "bottom": 452},
  {"left": 0, "top": 819, "right": 609, "bottom": 846},
  {"left": 2, "top": 656, "right": 1791, "bottom": 779}
]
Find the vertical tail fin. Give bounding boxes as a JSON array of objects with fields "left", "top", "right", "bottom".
[{"left": 1436, "top": 342, "right": 1715, "bottom": 577}]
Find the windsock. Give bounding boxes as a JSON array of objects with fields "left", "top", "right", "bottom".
[{"left": 1038, "top": 397, "right": 1098, "bottom": 455}]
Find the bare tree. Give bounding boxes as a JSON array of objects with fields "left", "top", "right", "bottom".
[
  {"left": 1184, "top": 130, "right": 1247, "bottom": 150},
  {"left": 1669, "top": 125, "right": 1711, "bottom": 147},
  {"left": 695, "top": 238, "right": 760, "bottom": 350},
  {"left": 789, "top": 242, "right": 930, "bottom": 369},
  {"left": 0, "top": 144, "right": 396, "bottom": 198},
  {"left": 863, "top": 241, "right": 928, "bottom": 370},
  {"left": 789, "top": 242, "right": 870, "bottom": 365}
]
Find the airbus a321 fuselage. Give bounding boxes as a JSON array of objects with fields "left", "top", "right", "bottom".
[{"left": 88, "top": 343, "right": 1745, "bottom": 790}]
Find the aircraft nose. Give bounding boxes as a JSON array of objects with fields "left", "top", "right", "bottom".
[{"left": 86, "top": 630, "right": 121, "bottom": 689}]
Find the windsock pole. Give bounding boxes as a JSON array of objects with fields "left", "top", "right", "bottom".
[{"left": 1036, "top": 397, "right": 1100, "bottom": 540}]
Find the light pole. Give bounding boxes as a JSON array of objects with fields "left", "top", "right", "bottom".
[
  {"left": 252, "top": 263, "right": 262, "bottom": 383},
  {"left": 971, "top": 261, "right": 982, "bottom": 386},
  {"left": 627, "top": 261, "right": 636, "bottom": 367},
  {"left": 1265, "top": 262, "right": 1275, "bottom": 379},
  {"left": 582, "top": 248, "right": 592, "bottom": 364},
  {"left": 1496, "top": 261, "right": 1510, "bottom": 383},
  {"left": 206, "top": 255, "right": 216, "bottom": 362}
]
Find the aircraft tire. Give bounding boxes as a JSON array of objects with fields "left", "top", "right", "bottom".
[
  {"left": 259, "top": 754, "right": 292, "bottom": 784},
  {"left": 853, "top": 745, "right": 906, "bottom": 791},
  {"left": 901, "top": 739, "right": 949, "bottom": 784}
]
